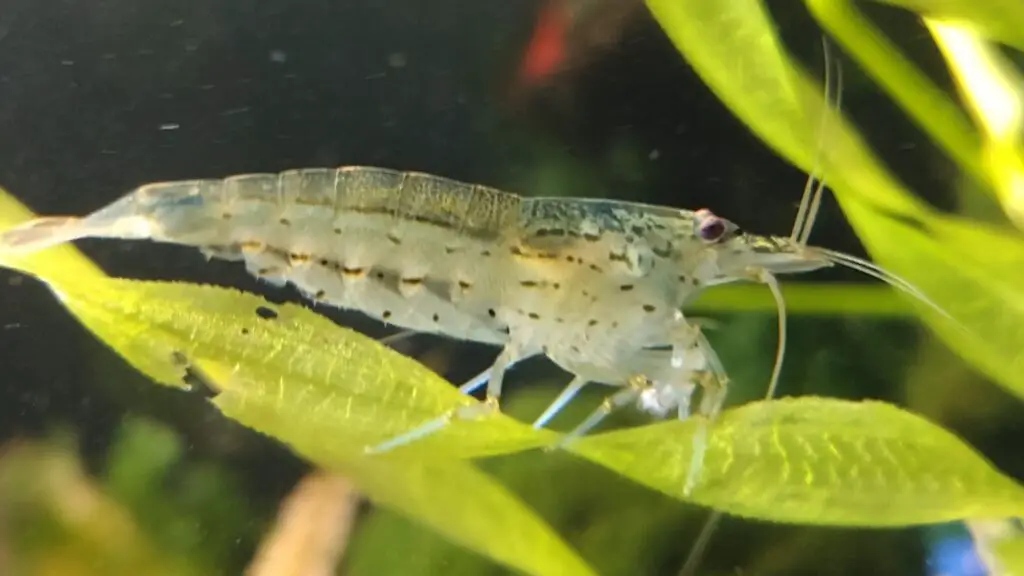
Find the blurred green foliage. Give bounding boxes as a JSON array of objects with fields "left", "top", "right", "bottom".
[{"left": 0, "top": 419, "right": 251, "bottom": 576}]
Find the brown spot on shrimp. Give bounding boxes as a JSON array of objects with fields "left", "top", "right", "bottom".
[{"left": 288, "top": 252, "right": 311, "bottom": 264}]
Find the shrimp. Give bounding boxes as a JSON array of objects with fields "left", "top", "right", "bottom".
[
  {"left": 0, "top": 168, "right": 730, "bottom": 453},
  {"left": 0, "top": 158, "right": 951, "bottom": 445}
]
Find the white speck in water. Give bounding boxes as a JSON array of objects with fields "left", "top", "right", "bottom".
[
  {"left": 269, "top": 50, "right": 287, "bottom": 63},
  {"left": 387, "top": 52, "right": 407, "bottom": 68},
  {"left": 60, "top": 60, "right": 74, "bottom": 66},
  {"left": 159, "top": 123, "right": 180, "bottom": 131},
  {"left": 648, "top": 149, "right": 660, "bottom": 160}
]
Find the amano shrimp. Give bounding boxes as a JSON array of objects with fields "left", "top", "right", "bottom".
[
  {"left": 0, "top": 164, "right": 954, "bottom": 496},
  {"left": 0, "top": 168, "right": 733, "bottom": 440}
]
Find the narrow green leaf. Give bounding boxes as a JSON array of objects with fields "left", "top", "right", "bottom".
[
  {"left": 927, "top": 18, "right": 1024, "bottom": 230},
  {"left": 838, "top": 200, "right": 1024, "bottom": 399},
  {"left": 870, "top": 0, "right": 1024, "bottom": 52},
  {"left": 576, "top": 397, "right": 1024, "bottom": 525},
  {"left": 804, "top": 0, "right": 989, "bottom": 193},
  {"left": 0, "top": 188, "right": 104, "bottom": 284},
  {"left": 55, "top": 268, "right": 1021, "bottom": 530},
  {"left": 0, "top": 190, "right": 595, "bottom": 576},
  {"left": 642, "top": 0, "right": 806, "bottom": 176},
  {"left": 965, "top": 519, "right": 1024, "bottom": 575},
  {"left": 216, "top": 376, "right": 589, "bottom": 576},
  {"left": 644, "top": 0, "right": 928, "bottom": 215},
  {"left": 990, "top": 529, "right": 1024, "bottom": 575},
  {"left": 645, "top": 0, "right": 1024, "bottom": 402},
  {"left": 4, "top": 187, "right": 1022, "bottom": 533}
]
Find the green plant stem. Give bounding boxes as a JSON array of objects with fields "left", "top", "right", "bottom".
[{"left": 691, "top": 282, "right": 914, "bottom": 316}]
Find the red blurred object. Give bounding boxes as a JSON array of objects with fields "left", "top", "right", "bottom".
[
  {"left": 516, "top": 1, "right": 571, "bottom": 86},
  {"left": 513, "top": 0, "right": 642, "bottom": 90}
]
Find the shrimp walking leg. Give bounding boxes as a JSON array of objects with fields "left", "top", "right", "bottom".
[
  {"left": 455, "top": 353, "right": 537, "bottom": 395},
  {"left": 457, "top": 368, "right": 492, "bottom": 395},
  {"left": 531, "top": 375, "right": 589, "bottom": 429},
  {"left": 378, "top": 329, "right": 418, "bottom": 348},
  {"left": 684, "top": 338, "right": 730, "bottom": 495},
  {"left": 681, "top": 371, "right": 728, "bottom": 496},
  {"left": 544, "top": 319, "right": 728, "bottom": 495},
  {"left": 366, "top": 345, "right": 530, "bottom": 454},
  {"left": 549, "top": 376, "right": 652, "bottom": 449}
]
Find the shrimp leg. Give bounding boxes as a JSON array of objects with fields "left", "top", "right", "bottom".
[
  {"left": 460, "top": 367, "right": 593, "bottom": 429},
  {"left": 529, "top": 316, "right": 722, "bottom": 430},
  {"left": 455, "top": 353, "right": 536, "bottom": 395},
  {"left": 546, "top": 320, "right": 728, "bottom": 495},
  {"left": 365, "top": 344, "right": 535, "bottom": 453},
  {"left": 548, "top": 375, "right": 652, "bottom": 447},
  {"left": 531, "top": 375, "right": 590, "bottom": 429}
]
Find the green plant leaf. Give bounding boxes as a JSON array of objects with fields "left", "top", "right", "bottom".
[
  {"left": 0, "top": 190, "right": 595, "bottom": 576},
  {"left": 5, "top": 185, "right": 1024, "bottom": 533},
  {"left": 870, "top": 0, "right": 1024, "bottom": 51},
  {"left": 927, "top": 18, "right": 1024, "bottom": 230},
  {"left": 990, "top": 529, "right": 1024, "bottom": 575},
  {"left": 642, "top": 0, "right": 806, "bottom": 177},
  {"left": 576, "top": 397, "right": 1024, "bottom": 525},
  {"left": 837, "top": 200, "right": 1024, "bottom": 399},
  {"left": 964, "top": 519, "right": 1024, "bottom": 575},
  {"left": 645, "top": 0, "right": 1024, "bottom": 401},
  {"left": 804, "top": 0, "right": 989, "bottom": 193}
]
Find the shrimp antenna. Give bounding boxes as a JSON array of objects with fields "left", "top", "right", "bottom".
[
  {"left": 798, "top": 46, "right": 842, "bottom": 247},
  {"left": 816, "top": 247, "right": 955, "bottom": 321},
  {"left": 765, "top": 39, "right": 840, "bottom": 403},
  {"left": 679, "top": 37, "right": 841, "bottom": 576},
  {"left": 791, "top": 37, "right": 841, "bottom": 247}
]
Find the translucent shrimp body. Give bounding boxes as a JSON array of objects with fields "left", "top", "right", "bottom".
[
  {"left": 1, "top": 165, "right": 952, "bottom": 498},
  {"left": 0, "top": 167, "right": 732, "bottom": 447}
]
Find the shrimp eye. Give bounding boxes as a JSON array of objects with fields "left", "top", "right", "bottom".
[{"left": 696, "top": 211, "right": 727, "bottom": 242}]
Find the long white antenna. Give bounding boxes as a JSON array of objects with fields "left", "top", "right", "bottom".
[
  {"left": 791, "top": 37, "right": 838, "bottom": 246},
  {"left": 678, "top": 37, "right": 841, "bottom": 576},
  {"left": 799, "top": 43, "right": 843, "bottom": 247}
]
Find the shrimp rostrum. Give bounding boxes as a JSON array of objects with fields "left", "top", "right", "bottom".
[{"left": 0, "top": 166, "right": 952, "bottom": 492}]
